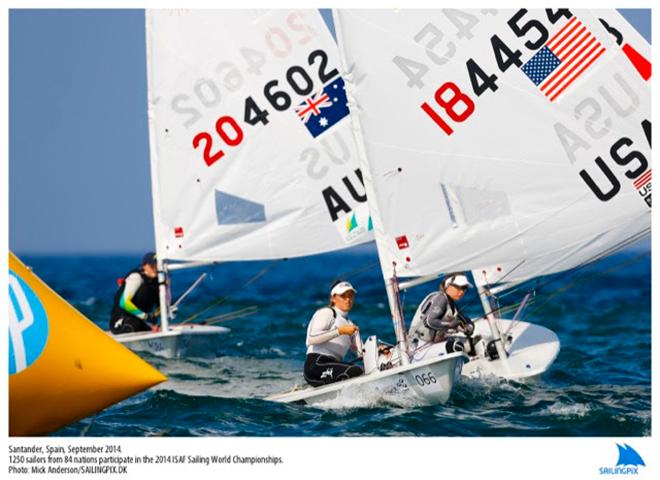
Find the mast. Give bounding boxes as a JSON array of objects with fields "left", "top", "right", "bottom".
[
  {"left": 473, "top": 268, "right": 510, "bottom": 368},
  {"left": 386, "top": 268, "right": 410, "bottom": 365},
  {"left": 145, "top": 10, "right": 170, "bottom": 333},
  {"left": 476, "top": 284, "right": 509, "bottom": 369},
  {"left": 333, "top": 9, "right": 409, "bottom": 365},
  {"left": 157, "top": 259, "right": 170, "bottom": 332}
]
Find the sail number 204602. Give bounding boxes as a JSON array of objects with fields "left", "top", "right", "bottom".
[{"left": 192, "top": 49, "right": 338, "bottom": 167}]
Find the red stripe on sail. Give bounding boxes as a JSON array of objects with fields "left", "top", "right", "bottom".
[
  {"left": 622, "top": 43, "right": 651, "bottom": 81},
  {"left": 634, "top": 170, "right": 652, "bottom": 189},
  {"left": 549, "top": 47, "right": 606, "bottom": 102},
  {"left": 547, "top": 17, "right": 579, "bottom": 50},
  {"left": 543, "top": 39, "right": 598, "bottom": 96},
  {"left": 554, "top": 26, "right": 587, "bottom": 59}
]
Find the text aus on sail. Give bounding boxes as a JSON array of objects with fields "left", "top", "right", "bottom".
[
  {"left": 299, "top": 130, "right": 370, "bottom": 225},
  {"left": 554, "top": 72, "right": 651, "bottom": 208}
]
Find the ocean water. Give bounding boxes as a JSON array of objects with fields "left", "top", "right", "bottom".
[{"left": 18, "top": 245, "right": 651, "bottom": 437}]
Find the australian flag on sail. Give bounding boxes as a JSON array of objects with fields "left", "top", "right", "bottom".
[
  {"left": 296, "top": 76, "right": 349, "bottom": 138},
  {"left": 521, "top": 16, "right": 606, "bottom": 102}
]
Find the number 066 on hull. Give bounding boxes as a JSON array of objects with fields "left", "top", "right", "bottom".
[{"left": 267, "top": 351, "right": 466, "bottom": 406}]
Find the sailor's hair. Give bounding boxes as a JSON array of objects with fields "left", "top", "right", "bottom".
[
  {"left": 330, "top": 279, "right": 343, "bottom": 289},
  {"left": 441, "top": 272, "right": 462, "bottom": 292},
  {"left": 328, "top": 279, "right": 343, "bottom": 306}
]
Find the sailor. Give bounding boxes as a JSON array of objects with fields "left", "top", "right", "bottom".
[
  {"left": 408, "top": 272, "right": 476, "bottom": 355},
  {"left": 109, "top": 252, "right": 160, "bottom": 334},
  {"left": 304, "top": 280, "right": 364, "bottom": 387}
]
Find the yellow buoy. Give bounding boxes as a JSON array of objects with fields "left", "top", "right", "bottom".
[{"left": 8, "top": 252, "right": 167, "bottom": 436}]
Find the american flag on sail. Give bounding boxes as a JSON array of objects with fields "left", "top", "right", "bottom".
[
  {"left": 632, "top": 168, "right": 651, "bottom": 208},
  {"left": 633, "top": 169, "right": 651, "bottom": 190},
  {"left": 521, "top": 17, "right": 606, "bottom": 102},
  {"left": 296, "top": 77, "right": 350, "bottom": 138}
]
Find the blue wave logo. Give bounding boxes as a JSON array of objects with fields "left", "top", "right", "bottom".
[
  {"left": 616, "top": 444, "right": 645, "bottom": 467},
  {"left": 599, "top": 443, "right": 645, "bottom": 475}
]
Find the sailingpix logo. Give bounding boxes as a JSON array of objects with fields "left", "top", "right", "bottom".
[{"left": 599, "top": 443, "right": 646, "bottom": 475}]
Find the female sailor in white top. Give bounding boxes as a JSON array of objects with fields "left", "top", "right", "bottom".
[{"left": 304, "top": 281, "right": 364, "bottom": 387}]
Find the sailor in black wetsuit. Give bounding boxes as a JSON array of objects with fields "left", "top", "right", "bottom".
[
  {"left": 110, "top": 252, "right": 160, "bottom": 334},
  {"left": 408, "top": 272, "right": 476, "bottom": 354},
  {"left": 304, "top": 281, "right": 364, "bottom": 387}
]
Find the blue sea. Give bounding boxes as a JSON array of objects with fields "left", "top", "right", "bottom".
[{"left": 18, "top": 244, "right": 651, "bottom": 437}]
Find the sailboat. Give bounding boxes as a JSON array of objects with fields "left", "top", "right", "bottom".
[
  {"left": 327, "top": 8, "right": 650, "bottom": 382},
  {"left": 9, "top": 252, "right": 166, "bottom": 435},
  {"left": 134, "top": 8, "right": 467, "bottom": 403},
  {"left": 112, "top": 9, "right": 375, "bottom": 358}
]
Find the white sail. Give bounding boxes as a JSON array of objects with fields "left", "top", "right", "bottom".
[
  {"left": 146, "top": 9, "right": 372, "bottom": 263},
  {"left": 334, "top": 9, "right": 650, "bottom": 284}
]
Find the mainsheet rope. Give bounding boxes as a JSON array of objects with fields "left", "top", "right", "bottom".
[{"left": 180, "top": 260, "right": 283, "bottom": 325}]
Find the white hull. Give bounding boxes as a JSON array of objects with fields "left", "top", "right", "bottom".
[
  {"left": 411, "top": 318, "right": 560, "bottom": 381},
  {"left": 267, "top": 352, "right": 466, "bottom": 406},
  {"left": 110, "top": 324, "right": 230, "bottom": 359}
]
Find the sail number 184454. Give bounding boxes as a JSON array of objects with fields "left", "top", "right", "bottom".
[{"left": 414, "top": 9, "right": 573, "bottom": 136}]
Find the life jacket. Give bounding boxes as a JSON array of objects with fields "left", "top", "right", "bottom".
[
  {"left": 408, "top": 291, "right": 459, "bottom": 344},
  {"left": 306, "top": 306, "right": 354, "bottom": 360},
  {"left": 110, "top": 268, "right": 159, "bottom": 321}
]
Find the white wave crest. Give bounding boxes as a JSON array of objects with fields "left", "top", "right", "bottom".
[{"left": 544, "top": 401, "right": 591, "bottom": 417}]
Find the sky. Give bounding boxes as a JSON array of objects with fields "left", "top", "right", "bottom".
[{"left": 8, "top": 8, "right": 652, "bottom": 254}]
